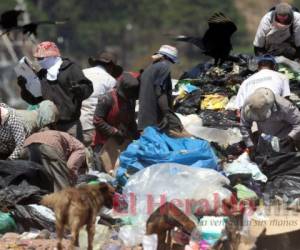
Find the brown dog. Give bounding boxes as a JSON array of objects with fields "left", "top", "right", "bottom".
[{"left": 41, "top": 182, "right": 115, "bottom": 250}]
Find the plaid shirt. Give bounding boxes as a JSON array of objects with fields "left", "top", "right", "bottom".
[{"left": 0, "top": 104, "right": 28, "bottom": 160}]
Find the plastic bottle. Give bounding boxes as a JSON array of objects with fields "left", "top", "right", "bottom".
[{"left": 261, "top": 133, "right": 280, "bottom": 152}]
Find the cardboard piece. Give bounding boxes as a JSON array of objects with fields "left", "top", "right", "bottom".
[
  {"left": 249, "top": 206, "right": 300, "bottom": 236},
  {"left": 14, "top": 57, "right": 42, "bottom": 97}
]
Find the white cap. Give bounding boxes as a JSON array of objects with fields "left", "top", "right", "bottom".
[{"left": 156, "top": 45, "right": 178, "bottom": 63}]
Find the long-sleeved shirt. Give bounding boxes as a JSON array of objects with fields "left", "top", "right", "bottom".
[
  {"left": 80, "top": 66, "right": 116, "bottom": 131},
  {"left": 20, "top": 58, "right": 93, "bottom": 123},
  {"left": 253, "top": 11, "right": 300, "bottom": 49},
  {"left": 0, "top": 104, "right": 28, "bottom": 160},
  {"left": 138, "top": 60, "right": 173, "bottom": 130},
  {"left": 24, "top": 130, "right": 86, "bottom": 175},
  {"left": 240, "top": 95, "right": 300, "bottom": 147},
  {"left": 93, "top": 89, "right": 137, "bottom": 145}
]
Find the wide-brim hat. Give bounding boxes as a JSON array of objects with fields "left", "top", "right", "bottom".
[
  {"left": 88, "top": 51, "right": 123, "bottom": 78},
  {"left": 243, "top": 88, "right": 275, "bottom": 122}
]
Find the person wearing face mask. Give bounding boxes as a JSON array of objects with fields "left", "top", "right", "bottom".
[
  {"left": 240, "top": 87, "right": 300, "bottom": 160},
  {"left": 17, "top": 41, "right": 93, "bottom": 141},
  {"left": 253, "top": 3, "right": 300, "bottom": 60}
]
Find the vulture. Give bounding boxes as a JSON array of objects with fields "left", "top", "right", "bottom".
[
  {"left": 1, "top": 19, "right": 68, "bottom": 37},
  {"left": 175, "top": 12, "right": 237, "bottom": 66},
  {"left": 20, "top": 20, "right": 67, "bottom": 37},
  {"left": 0, "top": 10, "right": 23, "bottom": 31}
]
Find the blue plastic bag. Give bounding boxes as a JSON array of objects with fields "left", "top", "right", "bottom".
[{"left": 117, "top": 127, "right": 218, "bottom": 186}]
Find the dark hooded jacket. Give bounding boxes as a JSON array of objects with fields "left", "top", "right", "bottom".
[{"left": 20, "top": 58, "right": 93, "bottom": 123}]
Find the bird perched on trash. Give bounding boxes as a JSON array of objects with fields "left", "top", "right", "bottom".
[
  {"left": 175, "top": 12, "right": 237, "bottom": 66},
  {"left": 0, "top": 9, "right": 23, "bottom": 31}
]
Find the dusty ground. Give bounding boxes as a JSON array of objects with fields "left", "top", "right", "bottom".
[{"left": 0, "top": 233, "right": 71, "bottom": 250}]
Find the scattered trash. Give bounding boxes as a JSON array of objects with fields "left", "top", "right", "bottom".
[
  {"left": 0, "top": 212, "right": 17, "bottom": 234},
  {"left": 224, "top": 152, "right": 268, "bottom": 182}
]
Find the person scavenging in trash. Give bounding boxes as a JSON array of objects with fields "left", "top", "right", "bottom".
[
  {"left": 138, "top": 45, "right": 189, "bottom": 137},
  {"left": 253, "top": 2, "right": 300, "bottom": 60},
  {"left": 240, "top": 87, "right": 300, "bottom": 160},
  {"left": 235, "top": 54, "right": 290, "bottom": 109}
]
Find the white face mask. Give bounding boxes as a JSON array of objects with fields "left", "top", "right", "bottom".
[
  {"left": 38, "top": 57, "right": 63, "bottom": 81},
  {"left": 38, "top": 57, "right": 58, "bottom": 69}
]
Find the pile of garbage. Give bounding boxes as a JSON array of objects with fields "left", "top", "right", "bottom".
[{"left": 2, "top": 55, "right": 300, "bottom": 250}]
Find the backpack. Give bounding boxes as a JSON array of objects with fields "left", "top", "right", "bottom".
[{"left": 269, "top": 5, "right": 299, "bottom": 35}]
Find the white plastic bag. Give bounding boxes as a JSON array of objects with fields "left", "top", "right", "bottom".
[
  {"left": 275, "top": 56, "right": 300, "bottom": 73},
  {"left": 123, "top": 163, "right": 232, "bottom": 219},
  {"left": 177, "top": 113, "right": 242, "bottom": 145},
  {"left": 118, "top": 224, "right": 145, "bottom": 247},
  {"left": 224, "top": 152, "right": 267, "bottom": 182},
  {"left": 142, "top": 234, "right": 158, "bottom": 250}
]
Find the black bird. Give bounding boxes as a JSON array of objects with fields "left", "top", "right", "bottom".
[
  {"left": 0, "top": 10, "right": 23, "bottom": 30},
  {"left": 175, "top": 12, "right": 237, "bottom": 66},
  {"left": 20, "top": 20, "right": 68, "bottom": 37}
]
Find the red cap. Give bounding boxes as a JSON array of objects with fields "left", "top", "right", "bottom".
[{"left": 33, "top": 41, "right": 61, "bottom": 58}]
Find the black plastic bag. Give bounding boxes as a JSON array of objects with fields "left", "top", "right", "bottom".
[
  {"left": 12, "top": 205, "right": 56, "bottom": 232},
  {"left": 0, "top": 180, "right": 48, "bottom": 210},
  {"left": 174, "top": 89, "right": 202, "bottom": 115},
  {"left": 262, "top": 152, "right": 300, "bottom": 200},
  {"left": 0, "top": 160, "right": 53, "bottom": 192}
]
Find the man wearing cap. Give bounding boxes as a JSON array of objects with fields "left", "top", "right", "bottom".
[
  {"left": 240, "top": 87, "right": 300, "bottom": 158},
  {"left": 17, "top": 41, "right": 93, "bottom": 141},
  {"left": 80, "top": 51, "right": 122, "bottom": 146},
  {"left": 235, "top": 54, "right": 290, "bottom": 109},
  {"left": 138, "top": 45, "right": 185, "bottom": 136},
  {"left": 253, "top": 3, "right": 300, "bottom": 59},
  {"left": 93, "top": 72, "right": 139, "bottom": 171}
]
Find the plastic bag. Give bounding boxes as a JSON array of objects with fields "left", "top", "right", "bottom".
[
  {"left": 224, "top": 152, "right": 267, "bottom": 182},
  {"left": 79, "top": 224, "right": 111, "bottom": 249},
  {"left": 276, "top": 56, "right": 300, "bottom": 73},
  {"left": 185, "top": 124, "right": 242, "bottom": 146},
  {"left": 117, "top": 127, "right": 219, "bottom": 186},
  {"left": 123, "top": 163, "right": 232, "bottom": 219},
  {"left": 201, "top": 94, "right": 229, "bottom": 110},
  {"left": 0, "top": 180, "right": 49, "bottom": 210},
  {"left": 11, "top": 205, "right": 56, "bottom": 232},
  {"left": 0, "top": 160, "right": 53, "bottom": 191},
  {"left": 142, "top": 234, "right": 158, "bottom": 250},
  {"left": 225, "top": 95, "right": 238, "bottom": 110},
  {"left": 178, "top": 112, "right": 242, "bottom": 146},
  {"left": 198, "top": 216, "right": 228, "bottom": 246},
  {"left": 118, "top": 224, "right": 145, "bottom": 247},
  {"left": 0, "top": 212, "right": 16, "bottom": 234}
]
